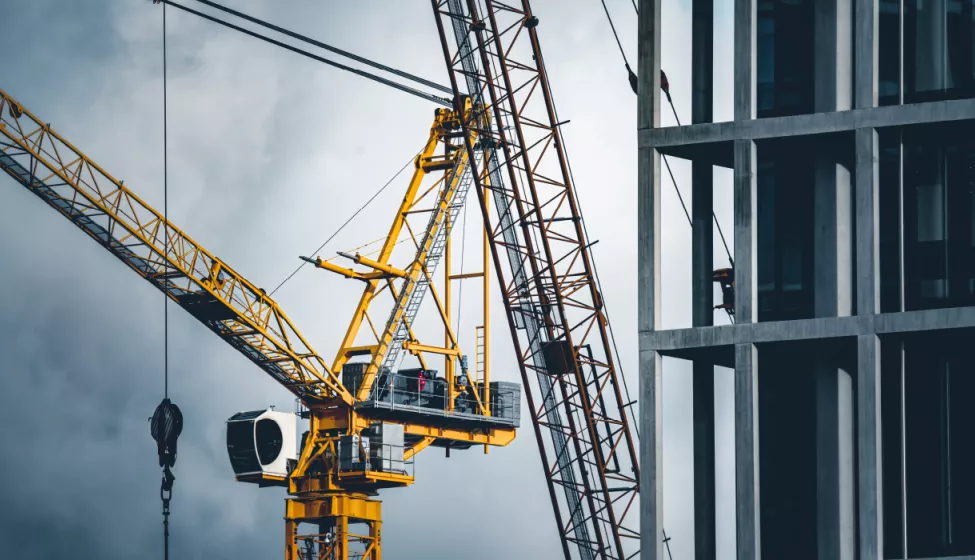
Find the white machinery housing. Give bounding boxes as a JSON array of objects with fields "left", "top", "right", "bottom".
[{"left": 226, "top": 409, "right": 297, "bottom": 486}]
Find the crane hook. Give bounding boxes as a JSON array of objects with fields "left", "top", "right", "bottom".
[{"left": 151, "top": 397, "right": 183, "bottom": 469}]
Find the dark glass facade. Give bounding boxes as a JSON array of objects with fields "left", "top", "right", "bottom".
[
  {"left": 880, "top": 0, "right": 975, "bottom": 105},
  {"left": 879, "top": 130, "right": 902, "bottom": 312},
  {"left": 757, "top": 0, "right": 815, "bottom": 117},
  {"left": 903, "top": 123, "right": 975, "bottom": 310},
  {"left": 758, "top": 144, "right": 815, "bottom": 321},
  {"left": 880, "top": 0, "right": 902, "bottom": 105},
  {"left": 759, "top": 349, "right": 817, "bottom": 560},
  {"left": 903, "top": 331, "right": 975, "bottom": 557}
]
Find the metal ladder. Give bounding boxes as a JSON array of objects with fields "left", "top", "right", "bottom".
[{"left": 371, "top": 147, "right": 481, "bottom": 400}]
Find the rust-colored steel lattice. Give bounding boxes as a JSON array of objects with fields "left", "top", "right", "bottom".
[{"left": 431, "top": 2, "right": 640, "bottom": 558}]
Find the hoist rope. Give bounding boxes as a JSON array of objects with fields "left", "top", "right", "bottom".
[
  {"left": 163, "top": 1, "right": 169, "bottom": 401},
  {"left": 155, "top": 4, "right": 180, "bottom": 559},
  {"left": 270, "top": 151, "right": 419, "bottom": 296},
  {"left": 161, "top": 0, "right": 451, "bottom": 106}
]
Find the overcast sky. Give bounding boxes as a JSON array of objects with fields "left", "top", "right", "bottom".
[{"left": 0, "top": 1, "right": 737, "bottom": 558}]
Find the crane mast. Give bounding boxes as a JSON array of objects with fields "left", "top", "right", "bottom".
[{"left": 431, "top": 2, "right": 641, "bottom": 558}]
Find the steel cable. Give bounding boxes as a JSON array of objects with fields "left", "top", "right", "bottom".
[
  {"left": 162, "top": 0, "right": 451, "bottom": 106},
  {"left": 270, "top": 152, "right": 419, "bottom": 296}
]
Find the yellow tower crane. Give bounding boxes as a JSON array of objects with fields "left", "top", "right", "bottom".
[{"left": 0, "top": 90, "right": 518, "bottom": 560}]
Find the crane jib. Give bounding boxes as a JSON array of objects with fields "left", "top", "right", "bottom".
[{"left": 0, "top": 90, "right": 353, "bottom": 406}]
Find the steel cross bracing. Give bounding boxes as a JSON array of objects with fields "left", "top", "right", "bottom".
[
  {"left": 0, "top": 90, "right": 352, "bottom": 406},
  {"left": 368, "top": 142, "right": 481, "bottom": 400},
  {"left": 432, "top": 2, "right": 640, "bottom": 559},
  {"left": 443, "top": 1, "right": 594, "bottom": 558}
]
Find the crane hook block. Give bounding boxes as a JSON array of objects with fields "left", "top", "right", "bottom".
[{"left": 151, "top": 398, "right": 184, "bottom": 469}]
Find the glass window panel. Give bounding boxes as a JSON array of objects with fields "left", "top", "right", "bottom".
[{"left": 905, "top": 0, "right": 975, "bottom": 102}]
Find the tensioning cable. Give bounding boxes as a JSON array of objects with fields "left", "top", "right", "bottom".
[
  {"left": 270, "top": 151, "right": 420, "bottom": 296},
  {"left": 160, "top": 0, "right": 451, "bottom": 106},
  {"left": 595, "top": 0, "right": 735, "bottom": 271}
]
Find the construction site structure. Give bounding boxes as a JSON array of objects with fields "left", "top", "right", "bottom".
[{"left": 638, "top": 0, "right": 975, "bottom": 559}]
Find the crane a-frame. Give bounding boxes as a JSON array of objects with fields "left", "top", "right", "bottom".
[{"left": 0, "top": 1, "right": 642, "bottom": 559}]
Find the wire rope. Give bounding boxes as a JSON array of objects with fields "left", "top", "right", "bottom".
[
  {"left": 161, "top": 0, "right": 451, "bottom": 106},
  {"left": 270, "top": 152, "right": 419, "bottom": 296},
  {"left": 185, "top": 0, "right": 452, "bottom": 94}
]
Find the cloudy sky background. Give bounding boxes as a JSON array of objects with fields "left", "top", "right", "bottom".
[{"left": 0, "top": 1, "right": 737, "bottom": 558}]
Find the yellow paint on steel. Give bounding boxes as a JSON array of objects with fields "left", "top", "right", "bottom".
[
  {"left": 403, "top": 340, "right": 461, "bottom": 357},
  {"left": 0, "top": 89, "right": 353, "bottom": 405},
  {"left": 0, "top": 90, "right": 516, "bottom": 560}
]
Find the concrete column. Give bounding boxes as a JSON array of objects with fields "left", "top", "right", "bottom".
[
  {"left": 856, "top": 128, "right": 881, "bottom": 315},
  {"left": 856, "top": 0, "right": 879, "bottom": 108},
  {"left": 640, "top": 349, "right": 665, "bottom": 560},
  {"left": 692, "top": 360, "right": 716, "bottom": 560},
  {"left": 858, "top": 334, "right": 884, "bottom": 560},
  {"left": 638, "top": 1, "right": 664, "bottom": 559},
  {"left": 693, "top": 168, "right": 715, "bottom": 326},
  {"left": 691, "top": 2, "right": 716, "bottom": 557},
  {"left": 735, "top": 140, "right": 758, "bottom": 324},
  {"left": 813, "top": 0, "right": 853, "bottom": 319},
  {"left": 814, "top": 156, "right": 854, "bottom": 318},
  {"left": 736, "top": 343, "right": 761, "bottom": 560},
  {"left": 637, "top": 0, "right": 662, "bottom": 333},
  {"left": 815, "top": 362, "right": 855, "bottom": 560},
  {"left": 734, "top": 0, "right": 757, "bottom": 121},
  {"left": 814, "top": 0, "right": 853, "bottom": 113}
]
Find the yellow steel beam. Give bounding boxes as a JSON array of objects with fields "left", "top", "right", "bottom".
[
  {"left": 402, "top": 341, "right": 460, "bottom": 358},
  {"left": 328, "top": 118, "right": 442, "bottom": 376},
  {"left": 350, "top": 254, "right": 407, "bottom": 278}
]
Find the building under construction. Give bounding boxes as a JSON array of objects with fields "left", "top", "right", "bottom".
[{"left": 639, "top": 0, "right": 975, "bottom": 559}]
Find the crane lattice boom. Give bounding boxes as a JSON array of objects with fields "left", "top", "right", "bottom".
[
  {"left": 432, "top": 2, "right": 641, "bottom": 558},
  {"left": 0, "top": 89, "right": 351, "bottom": 405}
]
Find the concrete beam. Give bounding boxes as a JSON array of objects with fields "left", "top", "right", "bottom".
[
  {"left": 734, "top": 140, "right": 757, "bottom": 324},
  {"left": 638, "top": 306, "right": 975, "bottom": 351},
  {"left": 735, "top": 343, "right": 761, "bottom": 560},
  {"left": 857, "top": 335, "right": 883, "bottom": 560},
  {"left": 638, "top": 98, "right": 975, "bottom": 147}
]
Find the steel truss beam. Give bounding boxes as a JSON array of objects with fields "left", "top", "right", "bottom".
[
  {"left": 430, "top": 2, "right": 640, "bottom": 559},
  {"left": 0, "top": 89, "right": 351, "bottom": 405}
]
